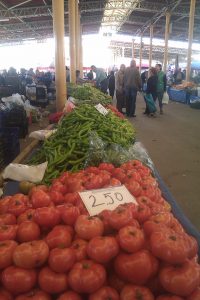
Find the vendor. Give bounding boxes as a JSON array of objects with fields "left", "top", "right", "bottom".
[
  {"left": 76, "top": 70, "right": 85, "bottom": 85},
  {"left": 91, "top": 65, "right": 108, "bottom": 93}
]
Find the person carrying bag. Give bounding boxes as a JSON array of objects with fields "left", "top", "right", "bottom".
[{"left": 143, "top": 67, "right": 157, "bottom": 117}]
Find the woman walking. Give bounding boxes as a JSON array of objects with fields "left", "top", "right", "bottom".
[{"left": 115, "top": 64, "right": 126, "bottom": 113}]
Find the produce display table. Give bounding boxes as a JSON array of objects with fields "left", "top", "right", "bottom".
[{"left": 167, "top": 87, "right": 190, "bottom": 104}]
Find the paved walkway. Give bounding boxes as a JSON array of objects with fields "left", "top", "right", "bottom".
[{"left": 128, "top": 95, "right": 200, "bottom": 231}]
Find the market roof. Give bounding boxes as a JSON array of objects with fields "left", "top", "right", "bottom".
[{"left": 0, "top": 0, "right": 200, "bottom": 44}]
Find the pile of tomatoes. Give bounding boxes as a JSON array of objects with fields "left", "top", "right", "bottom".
[{"left": 0, "top": 160, "right": 199, "bottom": 300}]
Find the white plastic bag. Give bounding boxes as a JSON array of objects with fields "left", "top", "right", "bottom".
[
  {"left": 29, "top": 129, "right": 57, "bottom": 140},
  {"left": 2, "top": 162, "right": 48, "bottom": 183},
  {"left": 162, "top": 92, "right": 169, "bottom": 104}
]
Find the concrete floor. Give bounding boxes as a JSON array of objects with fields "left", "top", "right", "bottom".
[{"left": 129, "top": 96, "right": 200, "bottom": 231}]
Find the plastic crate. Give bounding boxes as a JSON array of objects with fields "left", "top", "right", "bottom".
[{"left": 0, "top": 127, "right": 20, "bottom": 164}]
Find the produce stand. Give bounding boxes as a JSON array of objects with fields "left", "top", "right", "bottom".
[{"left": 167, "top": 87, "right": 190, "bottom": 104}]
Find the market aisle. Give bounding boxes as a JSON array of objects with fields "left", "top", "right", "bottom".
[{"left": 129, "top": 95, "right": 200, "bottom": 231}]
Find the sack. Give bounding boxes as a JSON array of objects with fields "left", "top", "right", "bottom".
[
  {"left": 162, "top": 92, "right": 169, "bottom": 104},
  {"left": 144, "top": 94, "right": 157, "bottom": 113}
]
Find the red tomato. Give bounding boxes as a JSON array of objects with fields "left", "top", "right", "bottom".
[
  {"left": 99, "top": 209, "right": 113, "bottom": 234},
  {"left": 170, "top": 217, "right": 184, "bottom": 233},
  {"left": 48, "top": 248, "right": 76, "bottom": 273},
  {"left": 89, "top": 286, "right": 119, "bottom": 300},
  {"left": 150, "top": 229, "right": 188, "bottom": 264},
  {"left": 58, "top": 172, "right": 70, "bottom": 184},
  {"left": 13, "top": 240, "right": 49, "bottom": 269},
  {"left": 0, "top": 214, "right": 16, "bottom": 225},
  {"left": 143, "top": 220, "right": 168, "bottom": 236},
  {"left": 156, "top": 296, "right": 184, "bottom": 300},
  {"left": 15, "top": 289, "right": 51, "bottom": 300},
  {"left": 126, "top": 170, "right": 142, "bottom": 183},
  {"left": 75, "top": 215, "right": 104, "bottom": 240},
  {"left": 109, "top": 206, "right": 133, "bottom": 230},
  {"left": 120, "top": 285, "right": 154, "bottom": 300},
  {"left": 38, "top": 267, "right": 68, "bottom": 294},
  {"left": 141, "top": 177, "right": 158, "bottom": 188},
  {"left": 2, "top": 266, "right": 37, "bottom": 295},
  {"left": 33, "top": 207, "right": 60, "bottom": 228},
  {"left": 109, "top": 178, "right": 121, "bottom": 186},
  {"left": 45, "top": 225, "right": 72, "bottom": 249},
  {"left": 108, "top": 272, "right": 125, "bottom": 293},
  {"left": 85, "top": 166, "right": 100, "bottom": 174},
  {"left": 111, "top": 168, "right": 126, "bottom": 183},
  {"left": 136, "top": 196, "right": 155, "bottom": 208},
  {"left": 49, "top": 190, "right": 64, "bottom": 205},
  {"left": 64, "top": 193, "right": 81, "bottom": 206},
  {"left": 183, "top": 234, "right": 198, "bottom": 259},
  {"left": 0, "top": 196, "right": 12, "bottom": 214},
  {"left": 57, "top": 291, "right": 82, "bottom": 300},
  {"left": 17, "top": 209, "right": 35, "bottom": 224},
  {"left": 29, "top": 185, "right": 49, "bottom": 197},
  {"left": 159, "top": 260, "right": 200, "bottom": 297},
  {"left": 187, "top": 287, "right": 200, "bottom": 300},
  {"left": 84, "top": 175, "right": 104, "bottom": 190},
  {"left": 61, "top": 205, "right": 80, "bottom": 226},
  {"left": 31, "top": 190, "right": 51, "bottom": 208},
  {"left": 68, "top": 260, "right": 106, "bottom": 294},
  {"left": 135, "top": 205, "right": 151, "bottom": 224},
  {"left": 71, "top": 239, "right": 88, "bottom": 261},
  {"left": 0, "top": 240, "right": 18, "bottom": 269},
  {"left": 99, "top": 163, "right": 114, "bottom": 172},
  {"left": 125, "top": 179, "right": 142, "bottom": 197},
  {"left": 87, "top": 236, "right": 119, "bottom": 263},
  {"left": 7, "top": 195, "right": 29, "bottom": 217},
  {"left": 118, "top": 225, "right": 145, "bottom": 253},
  {"left": 0, "top": 225, "right": 18, "bottom": 241},
  {"left": 16, "top": 221, "right": 40, "bottom": 242},
  {"left": 0, "top": 288, "right": 13, "bottom": 300},
  {"left": 65, "top": 177, "right": 84, "bottom": 193},
  {"left": 114, "top": 250, "right": 153, "bottom": 285}
]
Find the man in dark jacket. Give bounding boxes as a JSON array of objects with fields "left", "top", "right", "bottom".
[
  {"left": 108, "top": 71, "right": 115, "bottom": 98},
  {"left": 124, "top": 60, "right": 141, "bottom": 117}
]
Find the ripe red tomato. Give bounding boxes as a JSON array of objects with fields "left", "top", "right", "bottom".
[
  {"left": 75, "top": 215, "right": 104, "bottom": 240},
  {"left": 17, "top": 209, "right": 35, "bottom": 224},
  {"left": 126, "top": 170, "right": 142, "bottom": 183},
  {"left": 0, "top": 225, "right": 18, "bottom": 241},
  {"left": 120, "top": 285, "right": 154, "bottom": 300},
  {"left": 125, "top": 179, "right": 142, "bottom": 197},
  {"left": 0, "top": 288, "right": 13, "bottom": 300},
  {"left": 64, "top": 193, "right": 81, "bottom": 205},
  {"left": 156, "top": 296, "right": 184, "bottom": 300},
  {"left": 118, "top": 225, "right": 145, "bottom": 253},
  {"left": 49, "top": 190, "right": 64, "bottom": 205},
  {"left": 7, "top": 195, "right": 29, "bottom": 217},
  {"left": 16, "top": 221, "right": 40, "bottom": 242},
  {"left": 109, "top": 206, "right": 133, "bottom": 230},
  {"left": 31, "top": 190, "right": 51, "bottom": 208},
  {"left": 134, "top": 205, "right": 151, "bottom": 224},
  {"left": 99, "top": 209, "right": 113, "bottom": 234},
  {"left": 65, "top": 177, "right": 84, "bottom": 193},
  {"left": 68, "top": 260, "right": 106, "bottom": 294},
  {"left": 143, "top": 220, "right": 168, "bottom": 236},
  {"left": 0, "top": 197, "right": 12, "bottom": 214},
  {"left": 183, "top": 234, "right": 198, "bottom": 259},
  {"left": 57, "top": 291, "right": 82, "bottom": 300},
  {"left": 187, "top": 287, "right": 200, "bottom": 300},
  {"left": 108, "top": 272, "right": 125, "bottom": 293},
  {"left": 0, "top": 214, "right": 16, "bottom": 225},
  {"left": 50, "top": 181, "right": 68, "bottom": 194},
  {"left": 87, "top": 236, "right": 119, "bottom": 263},
  {"left": 141, "top": 177, "right": 158, "bottom": 188},
  {"left": 89, "top": 286, "right": 119, "bottom": 300},
  {"left": 13, "top": 240, "right": 49, "bottom": 269},
  {"left": 159, "top": 260, "right": 200, "bottom": 297},
  {"left": 0, "top": 240, "right": 18, "bottom": 269},
  {"left": 114, "top": 250, "right": 153, "bottom": 285},
  {"left": 38, "top": 267, "right": 68, "bottom": 294},
  {"left": 45, "top": 225, "right": 72, "bottom": 249},
  {"left": 2, "top": 266, "right": 37, "bottom": 295},
  {"left": 61, "top": 205, "right": 80, "bottom": 226},
  {"left": 136, "top": 196, "right": 155, "bottom": 208},
  {"left": 71, "top": 239, "right": 88, "bottom": 261},
  {"left": 99, "top": 163, "right": 114, "bottom": 172},
  {"left": 33, "top": 207, "right": 60, "bottom": 228},
  {"left": 109, "top": 178, "right": 121, "bottom": 186},
  {"left": 84, "top": 175, "right": 104, "bottom": 190},
  {"left": 48, "top": 248, "right": 76, "bottom": 273},
  {"left": 15, "top": 289, "right": 51, "bottom": 300},
  {"left": 29, "top": 185, "right": 48, "bottom": 197},
  {"left": 111, "top": 168, "right": 126, "bottom": 183},
  {"left": 150, "top": 229, "right": 188, "bottom": 264}
]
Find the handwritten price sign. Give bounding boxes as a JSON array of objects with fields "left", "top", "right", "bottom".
[{"left": 79, "top": 185, "right": 138, "bottom": 216}]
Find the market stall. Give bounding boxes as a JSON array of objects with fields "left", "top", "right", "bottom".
[
  {"left": 0, "top": 83, "right": 199, "bottom": 299},
  {"left": 167, "top": 81, "right": 197, "bottom": 104}
]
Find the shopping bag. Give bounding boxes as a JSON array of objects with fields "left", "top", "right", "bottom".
[
  {"left": 162, "top": 92, "right": 169, "bottom": 104},
  {"left": 144, "top": 94, "right": 157, "bottom": 113}
]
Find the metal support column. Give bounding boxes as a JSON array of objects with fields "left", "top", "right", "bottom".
[
  {"left": 132, "top": 39, "right": 135, "bottom": 60},
  {"left": 163, "top": 12, "right": 171, "bottom": 73},
  {"left": 52, "top": 0, "right": 66, "bottom": 112},
  {"left": 139, "top": 34, "right": 143, "bottom": 73},
  {"left": 149, "top": 25, "right": 153, "bottom": 69},
  {"left": 69, "top": 0, "right": 76, "bottom": 83},
  {"left": 186, "top": 0, "right": 196, "bottom": 82}
]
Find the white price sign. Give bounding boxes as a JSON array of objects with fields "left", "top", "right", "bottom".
[
  {"left": 79, "top": 185, "right": 138, "bottom": 216},
  {"left": 95, "top": 103, "right": 109, "bottom": 116}
]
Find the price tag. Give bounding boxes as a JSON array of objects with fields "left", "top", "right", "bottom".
[
  {"left": 79, "top": 185, "right": 138, "bottom": 216},
  {"left": 95, "top": 103, "right": 109, "bottom": 116}
]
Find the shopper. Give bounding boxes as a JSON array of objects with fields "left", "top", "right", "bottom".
[
  {"left": 155, "top": 63, "right": 167, "bottom": 114},
  {"left": 124, "top": 60, "right": 141, "bottom": 117},
  {"left": 115, "top": 64, "right": 126, "bottom": 113},
  {"left": 174, "top": 68, "right": 184, "bottom": 84},
  {"left": 91, "top": 65, "right": 108, "bottom": 93},
  {"left": 76, "top": 70, "right": 85, "bottom": 85},
  {"left": 87, "top": 69, "right": 93, "bottom": 80},
  {"left": 108, "top": 71, "right": 115, "bottom": 98},
  {"left": 144, "top": 67, "right": 158, "bottom": 116},
  {"left": 141, "top": 70, "right": 148, "bottom": 92}
]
